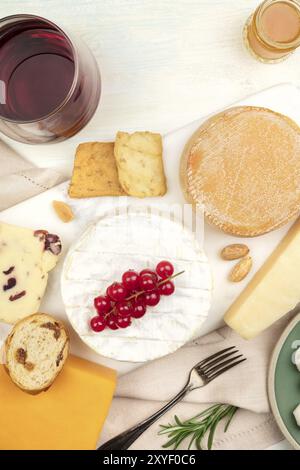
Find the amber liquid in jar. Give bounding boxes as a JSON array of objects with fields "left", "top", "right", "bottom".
[{"left": 245, "top": 0, "right": 300, "bottom": 62}]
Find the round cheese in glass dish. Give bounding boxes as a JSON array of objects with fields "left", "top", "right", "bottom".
[
  {"left": 180, "top": 106, "right": 300, "bottom": 237},
  {"left": 61, "top": 209, "right": 212, "bottom": 362}
]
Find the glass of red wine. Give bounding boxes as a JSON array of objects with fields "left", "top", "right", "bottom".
[{"left": 0, "top": 14, "right": 101, "bottom": 144}]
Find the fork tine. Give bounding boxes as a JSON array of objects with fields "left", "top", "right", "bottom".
[
  {"left": 198, "top": 349, "right": 240, "bottom": 373},
  {"left": 206, "top": 358, "right": 247, "bottom": 382},
  {"left": 202, "top": 354, "right": 243, "bottom": 376},
  {"left": 196, "top": 346, "right": 236, "bottom": 369}
]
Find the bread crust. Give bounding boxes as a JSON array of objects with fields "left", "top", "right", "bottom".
[{"left": 5, "top": 313, "right": 69, "bottom": 394}]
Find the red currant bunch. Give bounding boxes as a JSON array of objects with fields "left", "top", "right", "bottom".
[{"left": 90, "top": 260, "right": 180, "bottom": 332}]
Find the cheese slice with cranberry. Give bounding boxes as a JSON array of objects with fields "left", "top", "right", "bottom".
[
  {"left": 225, "top": 218, "right": 300, "bottom": 339},
  {"left": 0, "top": 222, "right": 61, "bottom": 324},
  {"left": 62, "top": 210, "right": 212, "bottom": 362}
]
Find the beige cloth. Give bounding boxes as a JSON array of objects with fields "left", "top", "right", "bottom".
[
  {"left": 0, "top": 140, "right": 65, "bottom": 211},
  {"left": 99, "top": 316, "right": 296, "bottom": 450}
]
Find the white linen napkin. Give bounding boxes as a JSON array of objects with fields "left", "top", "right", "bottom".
[
  {"left": 0, "top": 140, "right": 65, "bottom": 211},
  {"left": 99, "top": 316, "right": 295, "bottom": 450}
]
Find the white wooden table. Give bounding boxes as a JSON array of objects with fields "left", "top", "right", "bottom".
[{"left": 0, "top": 0, "right": 296, "bottom": 450}]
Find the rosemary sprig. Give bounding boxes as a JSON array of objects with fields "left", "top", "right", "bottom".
[{"left": 159, "top": 404, "right": 238, "bottom": 450}]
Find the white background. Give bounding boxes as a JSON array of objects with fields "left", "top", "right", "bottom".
[
  {"left": 0, "top": 0, "right": 300, "bottom": 179},
  {"left": 0, "top": 0, "right": 297, "bottom": 450}
]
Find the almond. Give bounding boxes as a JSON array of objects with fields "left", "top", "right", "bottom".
[
  {"left": 221, "top": 243, "right": 249, "bottom": 260},
  {"left": 52, "top": 200, "right": 74, "bottom": 223},
  {"left": 229, "top": 256, "right": 252, "bottom": 282}
]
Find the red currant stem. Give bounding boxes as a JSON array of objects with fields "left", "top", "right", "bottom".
[
  {"left": 126, "top": 292, "right": 141, "bottom": 301},
  {"left": 103, "top": 270, "right": 185, "bottom": 318},
  {"left": 104, "top": 305, "right": 117, "bottom": 320},
  {"left": 157, "top": 270, "right": 185, "bottom": 286}
]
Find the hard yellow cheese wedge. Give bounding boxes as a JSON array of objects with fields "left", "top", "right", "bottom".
[
  {"left": 224, "top": 218, "right": 300, "bottom": 339},
  {"left": 0, "top": 355, "right": 116, "bottom": 450}
]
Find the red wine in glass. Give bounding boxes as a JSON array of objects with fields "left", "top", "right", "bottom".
[{"left": 0, "top": 15, "right": 101, "bottom": 144}]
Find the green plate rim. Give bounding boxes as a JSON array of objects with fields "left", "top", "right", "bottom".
[{"left": 268, "top": 312, "right": 300, "bottom": 450}]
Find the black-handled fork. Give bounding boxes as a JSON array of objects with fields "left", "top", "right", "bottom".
[{"left": 98, "top": 346, "right": 246, "bottom": 450}]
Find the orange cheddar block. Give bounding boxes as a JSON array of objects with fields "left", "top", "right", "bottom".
[{"left": 0, "top": 355, "right": 116, "bottom": 450}]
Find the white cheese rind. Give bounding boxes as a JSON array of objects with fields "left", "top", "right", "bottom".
[
  {"left": 61, "top": 211, "right": 212, "bottom": 362},
  {"left": 295, "top": 348, "right": 300, "bottom": 372},
  {"left": 293, "top": 404, "right": 300, "bottom": 427},
  {"left": 0, "top": 222, "right": 61, "bottom": 324}
]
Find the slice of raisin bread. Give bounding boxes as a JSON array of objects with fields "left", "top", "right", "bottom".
[{"left": 5, "top": 313, "right": 69, "bottom": 393}]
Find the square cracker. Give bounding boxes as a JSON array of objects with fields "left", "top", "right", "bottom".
[
  {"left": 68, "top": 142, "right": 126, "bottom": 198},
  {"left": 114, "top": 131, "right": 167, "bottom": 198}
]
